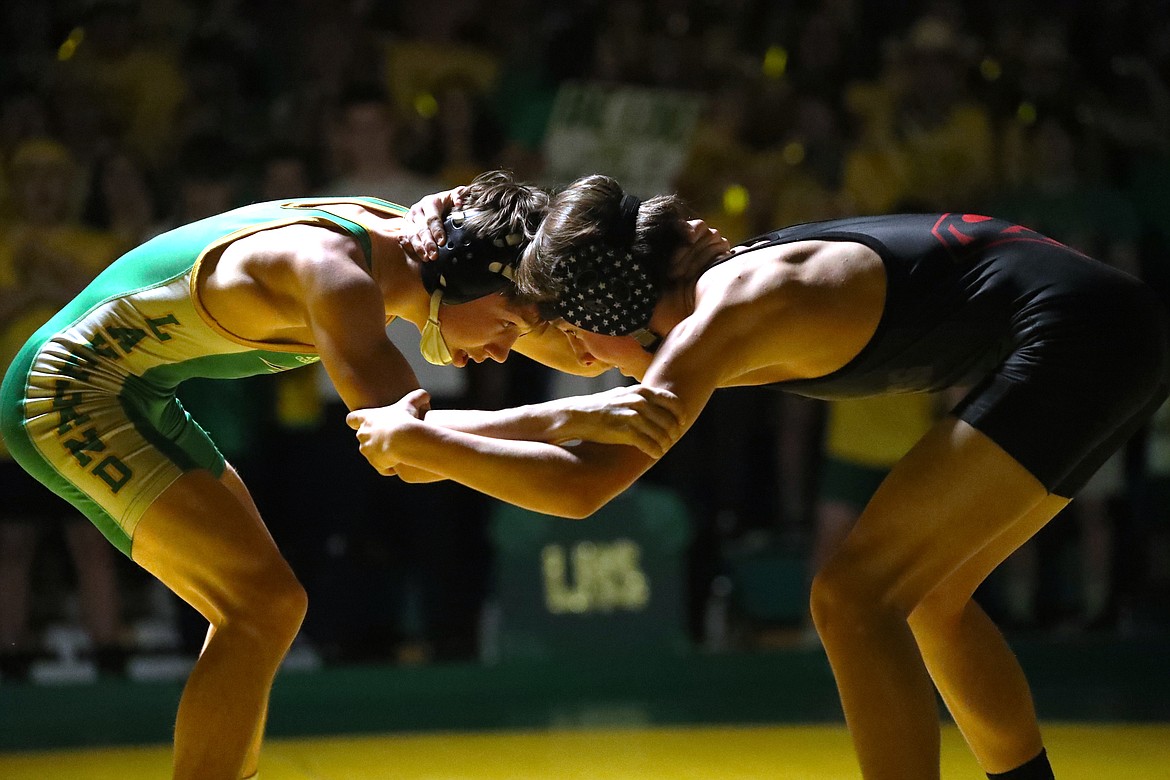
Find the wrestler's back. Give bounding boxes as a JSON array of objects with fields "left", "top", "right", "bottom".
[{"left": 729, "top": 213, "right": 1136, "bottom": 398}]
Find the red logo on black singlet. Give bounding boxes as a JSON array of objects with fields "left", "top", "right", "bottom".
[
  {"left": 930, "top": 213, "right": 992, "bottom": 251},
  {"left": 930, "top": 213, "right": 1076, "bottom": 259}
]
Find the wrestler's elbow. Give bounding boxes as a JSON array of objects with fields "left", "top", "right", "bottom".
[
  {"left": 539, "top": 484, "right": 599, "bottom": 519},
  {"left": 545, "top": 504, "right": 591, "bottom": 521},
  {"left": 510, "top": 493, "right": 595, "bottom": 520},
  {"left": 561, "top": 496, "right": 604, "bottom": 520},
  {"left": 558, "top": 473, "right": 628, "bottom": 519}
]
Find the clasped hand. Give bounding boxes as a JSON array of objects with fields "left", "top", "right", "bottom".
[
  {"left": 346, "top": 389, "right": 432, "bottom": 478},
  {"left": 551, "top": 384, "right": 685, "bottom": 458},
  {"left": 346, "top": 384, "right": 686, "bottom": 480}
]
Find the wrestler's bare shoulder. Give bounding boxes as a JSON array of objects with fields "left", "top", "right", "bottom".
[
  {"left": 682, "top": 239, "right": 885, "bottom": 386},
  {"left": 312, "top": 200, "right": 407, "bottom": 233},
  {"left": 199, "top": 224, "right": 372, "bottom": 345},
  {"left": 212, "top": 200, "right": 404, "bottom": 282},
  {"left": 696, "top": 239, "right": 881, "bottom": 303},
  {"left": 212, "top": 225, "right": 366, "bottom": 296}
]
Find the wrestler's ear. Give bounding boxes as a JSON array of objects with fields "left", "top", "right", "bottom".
[{"left": 670, "top": 221, "right": 730, "bottom": 282}]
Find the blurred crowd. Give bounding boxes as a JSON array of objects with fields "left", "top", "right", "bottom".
[{"left": 2, "top": 0, "right": 1170, "bottom": 680}]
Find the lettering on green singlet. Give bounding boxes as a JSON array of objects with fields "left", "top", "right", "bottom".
[
  {"left": 44, "top": 314, "right": 179, "bottom": 496},
  {"left": 58, "top": 345, "right": 100, "bottom": 381},
  {"left": 88, "top": 332, "right": 120, "bottom": 359},
  {"left": 146, "top": 314, "right": 180, "bottom": 340},
  {"left": 51, "top": 385, "right": 135, "bottom": 493},
  {"left": 107, "top": 326, "right": 147, "bottom": 353},
  {"left": 62, "top": 427, "right": 105, "bottom": 468},
  {"left": 52, "top": 380, "right": 91, "bottom": 434},
  {"left": 93, "top": 455, "right": 132, "bottom": 493}
]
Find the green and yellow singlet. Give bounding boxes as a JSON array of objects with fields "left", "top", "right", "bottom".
[{"left": 0, "top": 198, "right": 406, "bottom": 555}]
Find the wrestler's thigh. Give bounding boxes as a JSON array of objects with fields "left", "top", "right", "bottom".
[
  {"left": 131, "top": 469, "right": 296, "bottom": 624},
  {"left": 824, "top": 416, "right": 1052, "bottom": 614},
  {"left": 219, "top": 462, "right": 265, "bottom": 523},
  {"left": 917, "top": 492, "right": 1069, "bottom": 614}
]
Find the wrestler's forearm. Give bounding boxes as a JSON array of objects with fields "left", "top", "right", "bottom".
[
  {"left": 395, "top": 424, "right": 643, "bottom": 518},
  {"left": 392, "top": 464, "right": 447, "bottom": 482},
  {"left": 424, "top": 401, "right": 576, "bottom": 442}
]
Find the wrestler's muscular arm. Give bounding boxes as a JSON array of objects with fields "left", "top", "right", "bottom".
[
  {"left": 280, "top": 229, "right": 679, "bottom": 469},
  {"left": 425, "top": 384, "right": 683, "bottom": 457},
  {"left": 288, "top": 231, "right": 422, "bottom": 411},
  {"left": 303, "top": 232, "right": 466, "bottom": 484},
  {"left": 349, "top": 283, "right": 757, "bottom": 516}
]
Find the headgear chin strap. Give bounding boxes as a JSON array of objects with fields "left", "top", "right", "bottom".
[
  {"left": 417, "top": 210, "right": 524, "bottom": 366},
  {"left": 543, "top": 193, "right": 660, "bottom": 344},
  {"left": 419, "top": 289, "right": 454, "bottom": 366}
]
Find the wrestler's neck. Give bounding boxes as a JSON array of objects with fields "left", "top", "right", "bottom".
[
  {"left": 645, "top": 284, "right": 693, "bottom": 346},
  {"left": 369, "top": 239, "right": 432, "bottom": 329},
  {"left": 327, "top": 203, "right": 406, "bottom": 298}
]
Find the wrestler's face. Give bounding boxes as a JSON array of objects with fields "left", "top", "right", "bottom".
[
  {"left": 554, "top": 321, "right": 654, "bottom": 380},
  {"left": 440, "top": 293, "right": 538, "bottom": 367}
]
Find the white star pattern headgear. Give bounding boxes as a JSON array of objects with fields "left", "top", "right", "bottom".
[{"left": 541, "top": 194, "right": 660, "bottom": 341}]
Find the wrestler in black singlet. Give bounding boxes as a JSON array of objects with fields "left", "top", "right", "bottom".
[{"left": 733, "top": 213, "right": 1170, "bottom": 497}]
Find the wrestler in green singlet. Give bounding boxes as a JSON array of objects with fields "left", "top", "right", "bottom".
[{"left": 0, "top": 198, "right": 403, "bottom": 555}]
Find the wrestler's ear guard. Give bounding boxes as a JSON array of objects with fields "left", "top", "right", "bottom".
[
  {"left": 420, "top": 210, "right": 523, "bottom": 304},
  {"left": 416, "top": 210, "right": 524, "bottom": 366}
]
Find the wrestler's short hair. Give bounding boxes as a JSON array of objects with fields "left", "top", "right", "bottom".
[{"left": 420, "top": 170, "right": 549, "bottom": 304}]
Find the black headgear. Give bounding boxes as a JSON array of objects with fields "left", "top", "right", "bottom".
[
  {"left": 420, "top": 210, "right": 524, "bottom": 304},
  {"left": 539, "top": 194, "right": 660, "bottom": 347}
]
